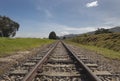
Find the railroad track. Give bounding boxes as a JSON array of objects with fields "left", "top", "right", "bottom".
[{"left": 0, "top": 41, "right": 119, "bottom": 81}]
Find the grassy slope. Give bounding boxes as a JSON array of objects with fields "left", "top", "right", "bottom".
[
  {"left": 67, "top": 33, "right": 120, "bottom": 60},
  {"left": 0, "top": 38, "right": 54, "bottom": 57},
  {"left": 66, "top": 41, "right": 120, "bottom": 60}
]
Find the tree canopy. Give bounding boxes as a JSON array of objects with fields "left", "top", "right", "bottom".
[
  {"left": 0, "top": 16, "right": 19, "bottom": 37},
  {"left": 49, "top": 31, "right": 57, "bottom": 39},
  {"left": 95, "top": 28, "right": 112, "bottom": 34}
]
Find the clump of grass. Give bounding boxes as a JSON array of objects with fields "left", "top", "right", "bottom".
[
  {"left": 0, "top": 38, "right": 54, "bottom": 57},
  {"left": 66, "top": 41, "right": 120, "bottom": 60}
]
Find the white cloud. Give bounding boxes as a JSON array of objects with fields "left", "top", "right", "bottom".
[
  {"left": 15, "top": 21, "right": 113, "bottom": 38},
  {"left": 86, "top": 1, "right": 98, "bottom": 8},
  {"left": 64, "top": 26, "right": 112, "bottom": 33},
  {"left": 64, "top": 27, "right": 97, "bottom": 32},
  {"left": 60, "top": 31, "right": 70, "bottom": 35}
]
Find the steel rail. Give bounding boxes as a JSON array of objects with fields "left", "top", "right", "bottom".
[
  {"left": 22, "top": 41, "right": 59, "bottom": 81},
  {"left": 62, "top": 41, "right": 101, "bottom": 81},
  {"left": 22, "top": 41, "right": 101, "bottom": 81}
]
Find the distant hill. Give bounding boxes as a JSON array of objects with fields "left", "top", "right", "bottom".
[
  {"left": 63, "top": 26, "right": 120, "bottom": 38},
  {"left": 109, "top": 26, "right": 120, "bottom": 32},
  {"left": 62, "top": 34, "right": 79, "bottom": 38}
]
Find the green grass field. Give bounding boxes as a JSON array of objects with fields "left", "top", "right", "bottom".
[
  {"left": 0, "top": 37, "right": 54, "bottom": 57},
  {"left": 66, "top": 41, "right": 120, "bottom": 60}
]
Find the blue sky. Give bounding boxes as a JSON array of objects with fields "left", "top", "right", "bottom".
[{"left": 0, "top": 0, "right": 120, "bottom": 38}]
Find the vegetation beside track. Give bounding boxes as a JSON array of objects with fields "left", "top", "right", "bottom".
[
  {"left": 66, "top": 33, "right": 120, "bottom": 60},
  {"left": 0, "top": 38, "right": 54, "bottom": 57}
]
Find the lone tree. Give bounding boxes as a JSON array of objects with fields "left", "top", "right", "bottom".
[
  {"left": 49, "top": 31, "right": 57, "bottom": 39},
  {"left": 0, "top": 16, "right": 19, "bottom": 37},
  {"left": 95, "top": 28, "right": 112, "bottom": 34}
]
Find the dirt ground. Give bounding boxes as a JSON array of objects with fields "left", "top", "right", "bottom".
[{"left": 0, "top": 44, "right": 50, "bottom": 76}]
